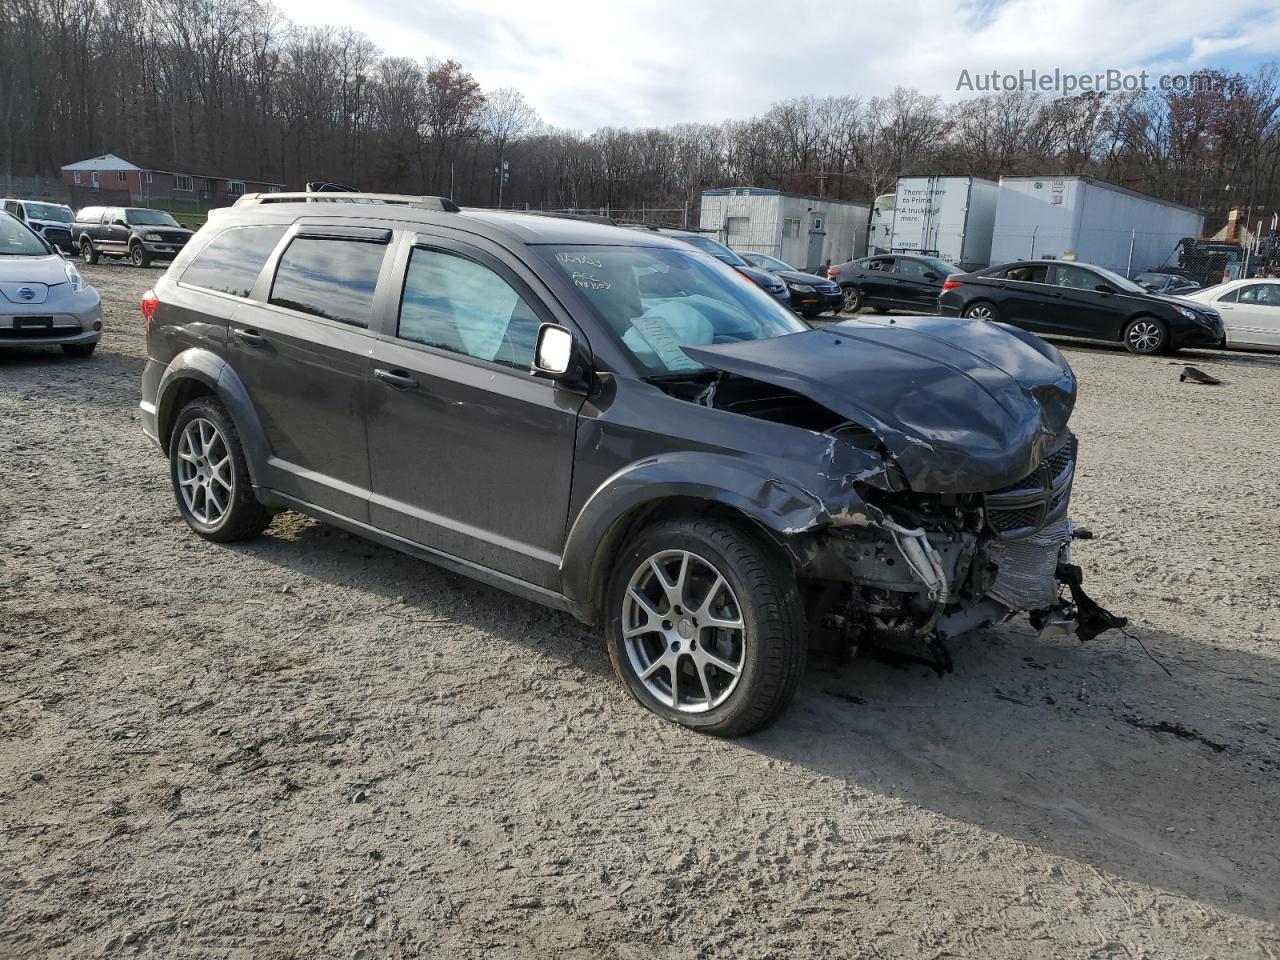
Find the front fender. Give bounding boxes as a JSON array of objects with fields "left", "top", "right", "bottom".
[
  {"left": 155, "top": 348, "right": 271, "bottom": 486},
  {"left": 559, "top": 448, "right": 884, "bottom": 615}
]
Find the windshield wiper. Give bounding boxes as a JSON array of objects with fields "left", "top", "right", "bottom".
[{"left": 644, "top": 369, "right": 718, "bottom": 383}]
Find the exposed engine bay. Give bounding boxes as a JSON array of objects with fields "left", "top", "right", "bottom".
[{"left": 657, "top": 317, "right": 1128, "bottom": 667}]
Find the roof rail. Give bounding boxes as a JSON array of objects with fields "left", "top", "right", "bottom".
[
  {"left": 515, "top": 210, "right": 617, "bottom": 226},
  {"left": 234, "top": 192, "right": 461, "bottom": 212}
]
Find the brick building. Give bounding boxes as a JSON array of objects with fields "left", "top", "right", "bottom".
[{"left": 60, "top": 154, "right": 285, "bottom": 204}]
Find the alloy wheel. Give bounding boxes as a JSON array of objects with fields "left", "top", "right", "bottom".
[
  {"left": 841, "top": 287, "right": 861, "bottom": 313},
  {"left": 175, "top": 417, "right": 234, "bottom": 526},
  {"left": 1127, "top": 319, "right": 1163, "bottom": 353},
  {"left": 965, "top": 304, "right": 995, "bottom": 321},
  {"left": 621, "top": 549, "right": 747, "bottom": 713}
]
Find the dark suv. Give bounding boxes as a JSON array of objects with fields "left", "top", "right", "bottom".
[
  {"left": 140, "top": 193, "right": 1120, "bottom": 736},
  {"left": 73, "top": 206, "right": 193, "bottom": 267},
  {"left": 938, "top": 259, "right": 1224, "bottom": 354}
]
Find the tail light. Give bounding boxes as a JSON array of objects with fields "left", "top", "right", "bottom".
[
  {"left": 827, "top": 266, "right": 840, "bottom": 278},
  {"left": 941, "top": 279, "right": 965, "bottom": 292},
  {"left": 141, "top": 289, "right": 158, "bottom": 331}
]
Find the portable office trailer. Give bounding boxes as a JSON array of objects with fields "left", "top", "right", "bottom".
[
  {"left": 889, "top": 175, "right": 1000, "bottom": 270},
  {"left": 699, "top": 187, "right": 870, "bottom": 271},
  {"left": 990, "top": 176, "right": 1204, "bottom": 276}
]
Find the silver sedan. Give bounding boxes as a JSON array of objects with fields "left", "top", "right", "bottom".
[{"left": 0, "top": 211, "right": 103, "bottom": 356}]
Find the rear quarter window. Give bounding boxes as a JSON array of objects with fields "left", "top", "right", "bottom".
[
  {"left": 180, "top": 225, "right": 287, "bottom": 298},
  {"left": 269, "top": 236, "right": 387, "bottom": 327}
]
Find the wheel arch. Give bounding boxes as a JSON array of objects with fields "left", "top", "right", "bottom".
[
  {"left": 155, "top": 348, "right": 271, "bottom": 485},
  {"left": 561, "top": 456, "right": 817, "bottom": 624}
]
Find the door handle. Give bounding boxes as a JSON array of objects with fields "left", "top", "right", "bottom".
[
  {"left": 233, "top": 328, "right": 265, "bottom": 346},
  {"left": 374, "top": 367, "right": 419, "bottom": 390}
]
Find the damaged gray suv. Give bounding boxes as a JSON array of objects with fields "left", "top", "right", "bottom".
[{"left": 140, "top": 193, "right": 1122, "bottom": 736}]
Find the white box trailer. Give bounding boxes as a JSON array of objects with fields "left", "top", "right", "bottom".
[
  {"left": 868, "top": 192, "right": 896, "bottom": 255},
  {"left": 889, "top": 175, "right": 1000, "bottom": 270},
  {"left": 699, "top": 187, "right": 870, "bottom": 271},
  {"left": 990, "top": 176, "right": 1204, "bottom": 276}
]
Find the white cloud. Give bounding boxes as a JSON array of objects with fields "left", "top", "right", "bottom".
[{"left": 270, "top": 0, "right": 1280, "bottom": 129}]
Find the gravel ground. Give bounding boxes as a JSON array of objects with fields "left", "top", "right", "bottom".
[{"left": 2, "top": 260, "right": 1278, "bottom": 959}]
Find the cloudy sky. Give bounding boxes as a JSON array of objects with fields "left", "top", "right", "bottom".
[{"left": 272, "top": 0, "right": 1280, "bottom": 131}]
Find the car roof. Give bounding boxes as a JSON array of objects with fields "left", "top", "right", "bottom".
[{"left": 208, "top": 202, "right": 690, "bottom": 250}]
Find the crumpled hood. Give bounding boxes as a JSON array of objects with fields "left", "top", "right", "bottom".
[{"left": 682, "top": 315, "right": 1077, "bottom": 493}]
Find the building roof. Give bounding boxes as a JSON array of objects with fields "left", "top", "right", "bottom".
[
  {"left": 60, "top": 153, "right": 285, "bottom": 187},
  {"left": 701, "top": 186, "right": 870, "bottom": 208},
  {"left": 61, "top": 154, "right": 141, "bottom": 172}
]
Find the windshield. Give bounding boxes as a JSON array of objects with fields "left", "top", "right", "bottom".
[
  {"left": 543, "top": 245, "right": 807, "bottom": 374},
  {"left": 126, "top": 209, "right": 181, "bottom": 227},
  {"left": 748, "top": 253, "right": 794, "bottom": 272},
  {"left": 675, "top": 234, "right": 747, "bottom": 267},
  {"left": 0, "top": 215, "right": 51, "bottom": 256},
  {"left": 921, "top": 257, "right": 962, "bottom": 276},
  {"left": 25, "top": 202, "right": 73, "bottom": 223},
  {"left": 1090, "top": 264, "right": 1146, "bottom": 294}
]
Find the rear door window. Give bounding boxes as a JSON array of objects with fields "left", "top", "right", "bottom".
[
  {"left": 181, "top": 225, "right": 287, "bottom": 298},
  {"left": 269, "top": 236, "right": 388, "bottom": 327},
  {"left": 1005, "top": 264, "right": 1049, "bottom": 283}
]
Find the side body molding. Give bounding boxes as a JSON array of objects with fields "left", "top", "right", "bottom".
[{"left": 155, "top": 347, "right": 272, "bottom": 487}]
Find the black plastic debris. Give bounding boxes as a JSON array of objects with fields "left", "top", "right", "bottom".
[{"left": 1179, "top": 365, "right": 1221, "bottom": 385}]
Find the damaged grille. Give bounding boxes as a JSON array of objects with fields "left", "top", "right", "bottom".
[{"left": 984, "top": 435, "right": 1076, "bottom": 540}]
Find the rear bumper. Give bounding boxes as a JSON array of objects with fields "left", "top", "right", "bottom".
[{"left": 140, "top": 358, "right": 164, "bottom": 449}]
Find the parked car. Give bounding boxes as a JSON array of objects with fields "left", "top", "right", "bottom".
[
  {"left": 72, "top": 206, "right": 193, "bottom": 267},
  {"left": 738, "top": 251, "right": 842, "bottom": 317},
  {"left": 1, "top": 199, "right": 75, "bottom": 252},
  {"left": 1134, "top": 272, "right": 1201, "bottom": 296},
  {"left": 627, "top": 227, "right": 791, "bottom": 306},
  {"left": 0, "top": 211, "right": 102, "bottom": 356},
  {"left": 140, "top": 193, "right": 1119, "bottom": 736},
  {"left": 826, "top": 254, "right": 962, "bottom": 314},
  {"left": 938, "top": 259, "right": 1224, "bottom": 355},
  {"left": 1182, "top": 278, "right": 1280, "bottom": 351}
]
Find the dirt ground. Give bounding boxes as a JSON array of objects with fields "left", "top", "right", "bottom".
[{"left": 2, "top": 260, "right": 1278, "bottom": 960}]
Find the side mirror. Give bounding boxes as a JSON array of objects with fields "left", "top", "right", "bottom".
[
  {"left": 1095, "top": 283, "right": 1116, "bottom": 294},
  {"left": 923, "top": 271, "right": 939, "bottom": 281},
  {"left": 113, "top": 218, "right": 127, "bottom": 226},
  {"left": 531, "top": 323, "right": 576, "bottom": 380}
]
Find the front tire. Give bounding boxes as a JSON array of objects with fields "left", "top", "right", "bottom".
[
  {"left": 169, "top": 397, "right": 271, "bottom": 542},
  {"left": 80, "top": 239, "right": 98, "bottom": 265},
  {"left": 605, "top": 517, "right": 806, "bottom": 736},
  {"left": 1123, "top": 316, "right": 1168, "bottom": 354},
  {"left": 840, "top": 286, "right": 862, "bottom": 313},
  {"left": 130, "top": 243, "right": 151, "bottom": 268}
]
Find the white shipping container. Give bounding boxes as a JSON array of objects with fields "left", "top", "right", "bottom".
[
  {"left": 868, "top": 192, "right": 895, "bottom": 255},
  {"left": 990, "top": 176, "right": 1204, "bottom": 276},
  {"left": 699, "top": 188, "right": 870, "bottom": 270},
  {"left": 890, "top": 176, "right": 1000, "bottom": 269}
]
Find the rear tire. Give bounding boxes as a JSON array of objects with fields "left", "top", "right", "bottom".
[
  {"left": 169, "top": 397, "right": 271, "bottom": 543},
  {"left": 130, "top": 243, "right": 151, "bottom": 268},
  {"left": 605, "top": 517, "right": 807, "bottom": 737},
  {"left": 963, "top": 301, "right": 999, "bottom": 322},
  {"left": 80, "top": 239, "right": 98, "bottom": 265},
  {"left": 61, "top": 342, "right": 96, "bottom": 357},
  {"left": 1123, "top": 316, "right": 1168, "bottom": 354}
]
